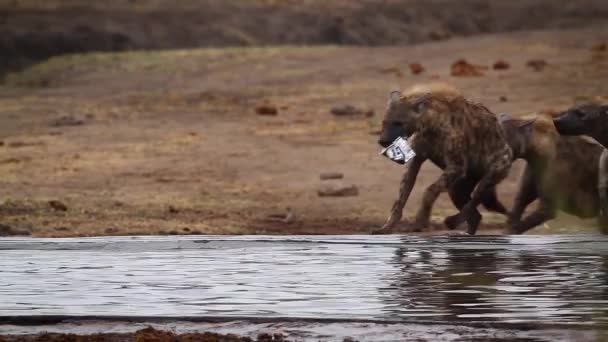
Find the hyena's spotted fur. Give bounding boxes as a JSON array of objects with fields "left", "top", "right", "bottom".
[{"left": 376, "top": 85, "right": 513, "bottom": 235}]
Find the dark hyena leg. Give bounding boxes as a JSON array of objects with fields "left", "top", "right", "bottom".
[
  {"left": 445, "top": 184, "right": 506, "bottom": 230},
  {"left": 598, "top": 150, "right": 608, "bottom": 233},
  {"left": 481, "top": 186, "right": 509, "bottom": 215},
  {"left": 373, "top": 157, "right": 425, "bottom": 234},
  {"left": 445, "top": 177, "right": 482, "bottom": 231},
  {"left": 412, "top": 165, "right": 464, "bottom": 232},
  {"left": 510, "top": 192, "right": 556, "bottom": 234},
  {"left": 506, "top": 165, "right": 539, "bottom": 233},
  {"left": 450, "top": 154, "right": 512, "bottom": 235}
]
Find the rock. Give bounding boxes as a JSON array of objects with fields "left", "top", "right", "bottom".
[
  {"left": 257, "top": 333, "right": 273, "bottom": 342},
  {"left": 499, "top": 96, "right": 508, "bottom": 102},
  {"left": 255, "top": 103, "right": 278, "bottom": 116},
  {"left": 267, "top": 207, "right": 296, "bottom": 224},
  {"left": 318, "top": 184, "right": 359, "bottom": 197},
  {"left": 451, "top": 59, "right": 485, "bottom": 77},
  {"left": 168, "top": 205, "right": 179, "bottom": 214},
  {"left": 592, "top": 42, "right": 607, "bottom": 52},
  {"left": 48, "top": 200, "right": 68, "bottom": 211},
  {"left": 0, "top": 140, "right": 4, "bottom": 146},
  {"left": 428, "top": 29, "right": 450, "bottom": 41},
  {"left": 330, "top": 105, "right": 373, "bottom": 117},
  {"left": 378, "top": 66, "right": 402, "bottom": 77},
  {"left": 526, "top": 59, "right": 548, "bottom": 71},
  {"left": 0, "top": 223, "right": 30, "bottom": 236},
  {"left": 182, "top": 227, "right": 191, "bottom": 232},
  {"left": 50, "top": 115, "right": 85, "bottom": 127},
  {"left": 409, "top": 63, "right": 425, "bottom": 75},
  {"left": 7, "top": 141, "right": 43, "bottom": 148},
  {"left": 320, "top": 172, "right": 344, "bottom": 180},
  {"left": 493, "top": 60, "right": 510, "bottom": 70}
]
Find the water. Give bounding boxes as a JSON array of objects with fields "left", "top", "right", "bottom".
[{"left": 1, "top": 234, "right": 608, "bottom": 326}]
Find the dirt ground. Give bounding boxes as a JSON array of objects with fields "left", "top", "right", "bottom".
[{"left": 1, "top": 26, "right": 608, "bottom": 237}]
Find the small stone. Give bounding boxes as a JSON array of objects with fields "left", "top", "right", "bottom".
[
  {"left": 330, "top": 105, "right": 372, "bottom": 117},
  {"left": 592, "top": 42, "right": 607, "bottom": 52},
  {"left": 168, "top": 205, "right": 179, "bottom": 214},
  {"left": 50, "top": 115, "right": 85, "bottom": 127},
  {"left": 318, "top": 184, "right": 359, "bottom": 197},
  {"left": 499, "top": 96, "right": 508, "bottom": 102},
  {"left": 182, "top": 227, "right": 191, "bottom": 232},
  {"left": 493, "top": 60, "right": 510, "bottom": 70},
  {"left": 451, "top": 59, "right": 485, "bottom": 77},
  {"left": 255, "top": 104, "right": 278, "bottom": 116},
  {"left": 320, "top": 172, "right": 344, "bottom": 180},
  {"left": 48, "top": 200, "right": 68, "bottom": 211},
  {"left": 0, "top": 140, "right": 4, "bottom": 146},
  {"left": 0, "top": 223, "right": 30, "bottom": 236},
  {"left": 330, "top": 105, "right": 358, "bottom": 116},
  {"left": 409, "top": 63, "right": 425, "bottom": 75},
  {"left": 257, "top": 333, "right": 273, "bottom": 342},
  {"left": 526, "top": 59, "right": 548, "bottom": 71}
]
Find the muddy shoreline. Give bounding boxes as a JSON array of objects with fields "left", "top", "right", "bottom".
[{"left": 2, "top": 317, "right": 604, "bottom": 341}]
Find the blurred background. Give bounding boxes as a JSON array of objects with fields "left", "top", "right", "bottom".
[{"left": 1, "top": 0, "right": 607, "bottom": 237}]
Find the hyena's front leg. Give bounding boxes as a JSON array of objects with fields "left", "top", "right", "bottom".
[
  {"left": 506, "top": 165, "right": 538, "bottom": 230},
  {"left": 598, "top": 150, "right": 608, "bottom": 233},
  {"left": 412, "top": 164, "right": 465, "bottom": 232},
  {"left": 372, "top": 156, "right": 424, "bottom": 234},
  {"left": 451, "top": 150, "right": 512, "bottom": 235}
]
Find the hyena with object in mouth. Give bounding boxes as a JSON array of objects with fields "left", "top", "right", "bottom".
[{"left": 375, "top": 86, "right": 512, "bottom": 235}]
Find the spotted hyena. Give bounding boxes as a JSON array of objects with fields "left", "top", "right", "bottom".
[
  {"left": 499, "top": 113, "right": 606, "bottom": 233},
  {"left": 375, "top": 85, "right": 513, "bottom": 235},
  {"left": 553, "top": 103, "right": 608, "bottom": 229}
]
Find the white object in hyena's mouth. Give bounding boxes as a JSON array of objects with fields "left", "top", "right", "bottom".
[{"left": 380, "top": 136, "right": 416, "bottom": 164}]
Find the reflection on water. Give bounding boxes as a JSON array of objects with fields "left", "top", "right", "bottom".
[{"left": 1, "top": 235, "right": 608, "bottom": 325}]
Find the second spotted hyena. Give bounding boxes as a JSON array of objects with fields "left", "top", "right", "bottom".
[
  {"left": 375, "top": 85, "right": 513, "bottom": 235},
  {"left": 553, "top": 103, "right": 608, "bottom": 228}
]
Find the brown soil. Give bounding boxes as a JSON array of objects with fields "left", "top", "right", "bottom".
[
  {"left": 1, "top": 26, "right": 608, "bottom": 237},
  {"left": 2, "top": 0, "right": 608, "bottom": 75}
]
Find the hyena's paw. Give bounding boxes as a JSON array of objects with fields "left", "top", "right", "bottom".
[
  {"left": 371, "top": 222, "right": 397, "bottom": 235},
  {"left": 443, "top": 214, "right": 462, "bottom": 230}
]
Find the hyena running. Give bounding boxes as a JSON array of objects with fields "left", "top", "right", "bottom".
[
  {"left": 553, "top": 103, "right": 608, "bottom": 229},
  {"left": 375, "top": 85, "right": 513, "bottom": 235},
  {"left": 498, "top": 113, "right": 606, "bottom": 233}
]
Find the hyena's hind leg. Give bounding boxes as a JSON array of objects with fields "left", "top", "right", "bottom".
[
  {"left": 447, "top": 151, "right": 512, "bottom": 235},
  {"left": 444, "top": 183, "right": 507, "bottom": 231},
  {"left": 445, "top": 177, "right": 482, "bottom": 231}
]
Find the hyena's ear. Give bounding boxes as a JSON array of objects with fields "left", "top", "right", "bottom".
[
  {"left": 389, "top": 91, "right": 401, "bottom": 103},
  {"left": 411, "top": 94, "right": 431, "bottom": 113}
]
